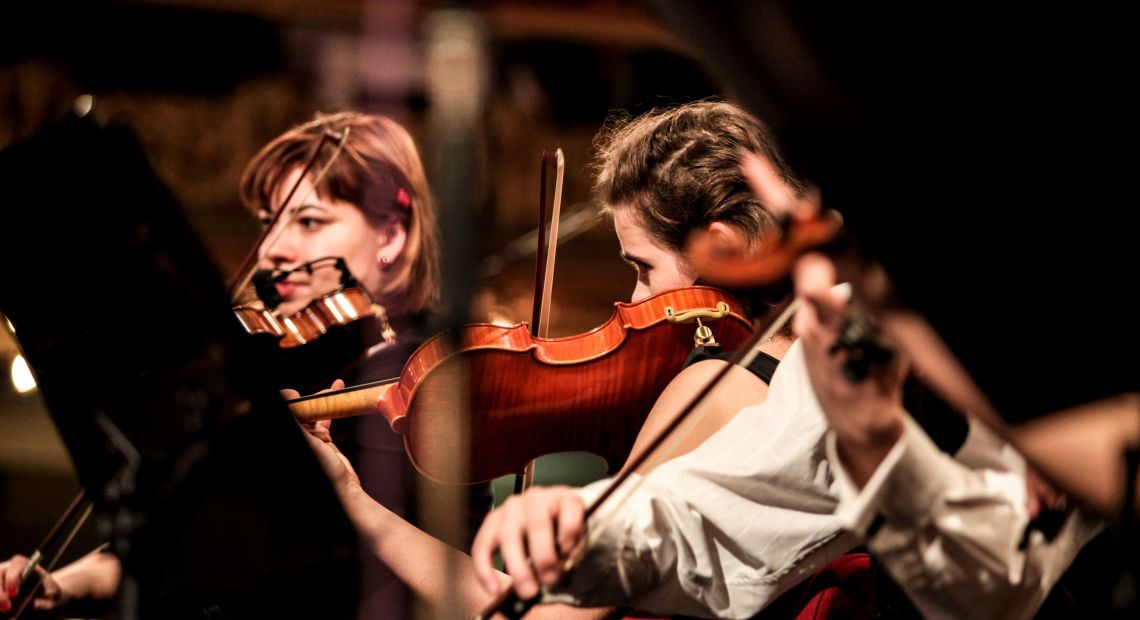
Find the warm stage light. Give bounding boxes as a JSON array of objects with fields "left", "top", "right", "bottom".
[{"left": 11, "top": 353, "right": 37, "bottom": 393}]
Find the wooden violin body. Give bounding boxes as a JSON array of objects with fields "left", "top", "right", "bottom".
[
  {"left": 291, "top": 286, "right": 753, "bottom": 484},
  {"left": 233, "top": 286, "right": 388, "bottom": 349},
  {"left": 401, "top": 286, "right": 754, "bottom": 483},
  {"left": 236, "top": 286, "right": 397, "bottom": 394}
]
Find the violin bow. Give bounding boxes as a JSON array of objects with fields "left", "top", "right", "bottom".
[
  {"left": 226, "top": 128, "right": 351, "bottom": 301},
  {"left": 475, "top": 294, "right": 799, "bottom": 619},
  {"left": 516, "top": 148, "right": 565, "bottom": 493},
  {"left": 9, "top": 491, "right": 95, "bottom": 619},
  {"left": 531, "top": 148, "right": 565, "bottom": 338}
]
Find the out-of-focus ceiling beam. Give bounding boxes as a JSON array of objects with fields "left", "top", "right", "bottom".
[{"left": 118, "top": 0, "right": 688, "bottom": 52}]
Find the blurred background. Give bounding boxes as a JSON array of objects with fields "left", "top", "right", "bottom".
[
  {"left": 0, "top": 3, "right": 1130, "bottom": 619},
  {"left": 0, "top": 0, "right": 726, "bottom": 578}
]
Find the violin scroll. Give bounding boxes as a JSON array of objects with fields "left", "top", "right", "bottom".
[{"left": 685, "top": 209, "right": 844, "bottom": 290}]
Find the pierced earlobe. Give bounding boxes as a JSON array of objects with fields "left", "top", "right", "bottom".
[{"left": 380, "top": 256, "right": 392, "bottom": 271}]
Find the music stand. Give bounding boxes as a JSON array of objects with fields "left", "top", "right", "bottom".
[{"left": 0, "top": 110, "right": 358, "bottom": 618}]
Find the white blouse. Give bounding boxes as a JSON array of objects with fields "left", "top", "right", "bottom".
[{"left": 543, "top": 341, "right": 1097, "bottom": 619}]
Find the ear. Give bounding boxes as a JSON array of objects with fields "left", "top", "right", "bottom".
[
  {"left": 375, "top": 218, "right": 408, "bottom": 267},
  {"left": 702, "top": 221, "right": 751, "bottom": 257}
]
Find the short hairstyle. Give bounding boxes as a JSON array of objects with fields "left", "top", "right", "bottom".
[{"left": 240, "top": 112, "right": 440, "bottom": 313}]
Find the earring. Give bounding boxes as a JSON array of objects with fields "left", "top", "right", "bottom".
[{"left": 380, "top": 257, "right": 391, "bottom": 271}]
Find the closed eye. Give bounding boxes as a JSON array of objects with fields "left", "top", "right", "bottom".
[{"left": 620, "top": 253, "right": 652, "bottom": 274}]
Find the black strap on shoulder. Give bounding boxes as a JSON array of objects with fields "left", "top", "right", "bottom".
[{"left": 683, "top": 346, "right": 780, "bottom": 385}]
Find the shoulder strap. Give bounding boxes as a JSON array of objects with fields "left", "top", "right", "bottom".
[{"left": 682, "top": 346, "right": 780, "bottom": 385}]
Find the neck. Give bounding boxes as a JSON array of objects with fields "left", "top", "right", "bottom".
[
  {"left": 373, "top": 288, "right": 410, "bottom": 320},
  {"left": 757, "top": 333, "right": 795, "bottom": 361}
]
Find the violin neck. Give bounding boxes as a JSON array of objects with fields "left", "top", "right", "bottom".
[{"left": 286, "top": 378, "right": 398, "bottom": 423}]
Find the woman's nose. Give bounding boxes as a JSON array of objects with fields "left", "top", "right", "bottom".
[
  {"left": 260, "top": 225, "right": 298, "bottom": 269},
  {"left": 631, "top": 281, "right": 650, "bottom": 303}
]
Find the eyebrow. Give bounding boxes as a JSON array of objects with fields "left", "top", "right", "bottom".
[
  {"left": 289, "top": 202, "right": 329, "bottom": 215},
  {"left": 259, "top": 201, "right": 328, "bottom": 224},
  {"left": 620, "top": 252, "right": 651, "bottom": 268},
  {"left": 261, "top": 202, "right": 328, "bottom": 217}
]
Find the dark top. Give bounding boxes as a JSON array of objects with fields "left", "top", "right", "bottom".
[
  {"left": 327, "top": 313, "right": 493, "bottom": 620},
  {"left": 683, "top": 345, "right": 781, "bottom": 385}
]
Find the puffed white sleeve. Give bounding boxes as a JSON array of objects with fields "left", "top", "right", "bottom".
[{"left": 828, "top": 415, "right": 1102, "bottom": 620}]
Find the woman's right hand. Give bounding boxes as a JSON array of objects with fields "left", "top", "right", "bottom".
[
  {"left": 0, "top": 554, "right": 68, "bottom": 614},
  {"left": 470, "top": 486, "right": 587, "bottom": 601}
]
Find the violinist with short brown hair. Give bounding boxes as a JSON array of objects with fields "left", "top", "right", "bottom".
[{"left": 470, "top": 105, "right": 1101, "bottom": 619}]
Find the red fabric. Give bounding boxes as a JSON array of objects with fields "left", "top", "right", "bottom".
[
  {"left": 624, "top": 552, "right": 874, "bottom": 619},
  {"left": 792, "top": 553, "right": 875, "bottom": 620}
]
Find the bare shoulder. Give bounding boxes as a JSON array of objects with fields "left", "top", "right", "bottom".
[{"left": 624, "top": 357, "right": 773, "bottom": 472}]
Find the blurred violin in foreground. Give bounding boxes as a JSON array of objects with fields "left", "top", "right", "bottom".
[{"left": 687, "top": 152, "right": 893, "bottom": 382}]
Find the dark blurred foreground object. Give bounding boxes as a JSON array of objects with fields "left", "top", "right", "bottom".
[
  {"left": 650, "top": 0, "right": 1138, "bottom": 424},
  {"left": 0, "top": 108, "right": 356, "bottom": 618}
]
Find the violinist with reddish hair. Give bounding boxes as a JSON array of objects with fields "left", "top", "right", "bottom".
[{"left": 1, "top": 111, "right": 445, "bottom": 619}]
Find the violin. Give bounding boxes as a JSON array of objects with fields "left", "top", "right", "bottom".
[
  {"left": 687, "top": 154, "right": 893, "bottom": 381},
  {"left": 230, "top": 260, "right": 398, "bottom": 395},
  {"left": 232, "top": 257, "right": 395, "bottom": 350},
  {"left": 288, "top": 285, "right": 754, "bottom": 484}
]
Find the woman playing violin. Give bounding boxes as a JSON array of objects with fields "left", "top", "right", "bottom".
[
  {"left": 468, "top": 100, "right": 853, "bottom": 618},
  {"left": 471, "top": 105, "right": 1101, "bottom": 619},
  {"left": 240, "top": 111, "right": 448, "bottom": 620},
  {"left": 0, "top": 111, "right": 443, "bottom": 619}
]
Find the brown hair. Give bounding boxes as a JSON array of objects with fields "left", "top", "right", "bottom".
[
  {"left": 240, "top": 111, "right": 440, "bottom": 313},
  {"left": 592, "top": 100, "right": 802, "bottom": 254}
]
